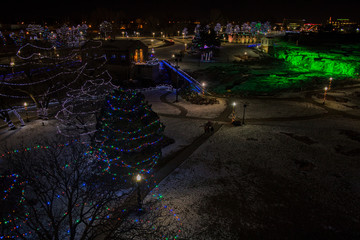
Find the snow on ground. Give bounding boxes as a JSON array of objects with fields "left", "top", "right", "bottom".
[
  {"left": 143, "top": 90, "right": 181, "bottom": 115},
  {"left": 231, "top": 98, "right": 327, "bottom": 120},
  {"left": 168, "top": 94, "right": 227, "bottom": 119},
  {"left": 2, "top": 88, "right": 360, "bottom": 238},
  {"left": 159, "top": 116, "right": 204, "bottom": 158},
  {"left": 312, "top": 87, "right": 360, "bottom": 117},
  {"left": 144, "top": 89, "right": 227, "bottom": 119},
  {"left": 0, "top": 119, "right": 58, "bottom": 149},
  {"left": 146, "top": 116, "right": 360, "bottom": 238},
  {"left": 0, "top": 119, "right": 59, "bottom": 170}
]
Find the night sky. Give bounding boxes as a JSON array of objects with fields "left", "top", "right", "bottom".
[{"left": 2, "top": 0, "right": 360, "bottom": 24}]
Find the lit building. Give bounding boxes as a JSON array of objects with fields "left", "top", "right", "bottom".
[
  {"left": 327, "top": 18, "right": 358, "bottom": 32},
  {"left": 86, "top": 39, "right": 149, "bottom": 83},
  {"left": 282, "top": 19, "right": 306, "bottom": 31},
  {"left": 260, "top": 37, "right": 274, "bottom": 54}
]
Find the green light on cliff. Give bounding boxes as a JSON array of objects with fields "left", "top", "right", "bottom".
[{"left": 274, "top": 42, "right": 360, "bottom": 78}]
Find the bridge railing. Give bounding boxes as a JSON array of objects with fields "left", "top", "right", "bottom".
[{"left": 161, "top": 60, "right": 203, "bottom": 94}]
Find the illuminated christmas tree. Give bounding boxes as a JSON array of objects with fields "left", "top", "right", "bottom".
[{"left": 94, "top": 88, "right": 164, "bottom": 180}]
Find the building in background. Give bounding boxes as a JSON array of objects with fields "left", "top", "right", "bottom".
[{"left": 327, "top": 18, "right": 359, "bottom": 32}]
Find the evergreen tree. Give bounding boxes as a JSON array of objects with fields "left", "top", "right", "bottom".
[
  {"left": 94, "top": 88, "right": 165, "bottom": 181},
  {"left": 192, "top": 25, "right": 221, "bottom": 51}
]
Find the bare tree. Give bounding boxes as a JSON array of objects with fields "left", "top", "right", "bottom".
[
  {"left": 0, "top": 138, "right": 130, "bottom": 240},
  {"left": 55, "top": 64, "right": 117, "bottom": 141}
]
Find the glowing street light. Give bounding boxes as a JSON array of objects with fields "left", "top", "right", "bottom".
[
  {"left": 329, "top": 77, "right": 333, "bottom": 90},
  {"left": 232, "top": 102, "right": 236, "bottom": 122},
  {"left": 201, "top": 82, "right": 206, "bottom": 96},
  {"left": 10, "top": 61, "right": 15, "bottom": 73},
  {"left": 136, "top": 174, "right": 142, "bottom": 182},
  {"left": 184, "top": 43, "right": 187, "bottom": 51},
  {"left": 136, "top": 174, "right": 142, "bottom": 210},
  {"left": 323, "top": 87, "right": 328, "bottom": 104},
  {"left": 24, "top": 102, "right": 29, "bottom": 122},
  {"left": 152, "top": 32, "right": 155, "bottom": 38}
]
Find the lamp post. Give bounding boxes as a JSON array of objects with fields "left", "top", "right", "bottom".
[
  {"left": 172, "top": 54, "right": 179, "bottom": 102},
  {"left": 136, "top": 174, "right": 142, "bottom": 211},
  {"left": 242, "top": 103, "right": 248, "bottom": 125},
  {"left": 323, "top": 87, "right": 328, "bottom": 104},
  {"left": 10, "top": 61, "right": 15, "bottom": 73},
  {"left": 151, "top": 39, "right": 154, "bottom": 54},
  {"left": 329, "top": 77, "right": 333, "bottom": 90},
  {"left": 232, "top": 102, "right": 236, "bottom": 122},
  {"left": 24, "top": 102, "right": 29, "bottom": 122},
  {"left": 202, "top": 82, "right": 206, "bottom": 96},
  {"left": 152, "top": 32, "right": 155, "bottom": 38}
]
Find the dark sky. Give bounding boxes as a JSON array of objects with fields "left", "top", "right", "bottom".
[{"left": 2, "top": 0, "right": 360, "bottom": 24}]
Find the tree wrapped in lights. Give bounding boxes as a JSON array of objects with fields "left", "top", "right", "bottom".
[
  {"left": 0, "top": 139, "right": 127, "bottom": 240},
  {"left": 0, "top": 40, "right": 104, "bottom": 124},
  {"left": 234, "top": 25, "right": 240, "bottom": 34},
  {"left": 78, "top": 24, "right": 89, "bottom": 41},
  {"left": 94, "top": 88, "right": 165, "bottom": 180},
  {"left": 99, "top": 21, "right": 112, "bottom": 40},
  {"left": 192, "top": 25, "right": 220, "bottom": 51},
  {"left": 241, "top": 22, "right": 251, "bottom": 33},
  {"left": 214, "top": 23, "right": 222, "bottom": 35},
  {"left": 55, "top": 25, "right": 71, "bottom": 48},
  {"left": 0, "top": 31, "right": 6, "bottom": 46},
  {"left": 9, "top": 31, "right": 26, "bottom": 46},
  {"left": 225, "top": 23, "right": 233, "bottom": 35},
  {"left": 26, "top": 24, "right": 44, "bottom": 40},
  {"left": 182, "top": 27, "right": 188, "bottom": 37},
  {"left": 56, "top": 55, "right": 117, "bottom": 141}
]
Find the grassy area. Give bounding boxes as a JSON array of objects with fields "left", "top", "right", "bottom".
[{"left": 198, "top": 42, "right": 360, "bottom": 96}]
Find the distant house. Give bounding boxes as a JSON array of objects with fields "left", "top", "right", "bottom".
[
  {"left": 101, "top": 39, "right": 148, "bottom": 65},
  {"left": 85, "top": 39, "right": 153, "bottom": 84}
]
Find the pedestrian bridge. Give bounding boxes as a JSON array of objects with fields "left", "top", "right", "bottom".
[{"left": 160, "top": 60, "right": 203, "bottom": 94}]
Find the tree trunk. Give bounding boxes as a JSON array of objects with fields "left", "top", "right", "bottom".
[
  {"left": 0, "top": 110, "right": 16, "bottom": 130},
  {"left": 12, "top": 108, "right": 26, "bottom": 126}
]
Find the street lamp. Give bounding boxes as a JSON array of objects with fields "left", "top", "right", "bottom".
[
  {"left": 323, "top": 87, "right": 328, "bottom": 104},
  {"left": 201, "top": 82, "right": 206, "bottom": 96},
  {"left": 24, "top": 102, "right": 29, "bottom": 122},
  {"left": 152, "top": 32, "right": 155, "bottom": 38},
  {"left": 329, "top": 77, "right": 333, "bottom": 90},
  {"left": 232, "top": 102, "right": 236, "bottom": 122},
  {"left": 172, "top": 54, "right": 180, "bottom": 102},
  {"left": 242, "top": 103, "right": 248, "bottom": 125},
  {"left": 136, "top": 174, "right": 142, "bottom": 211},
  {"left": 10, "top": 61, "right": 15, "bottom": 73},
  {"left": 184, "top": 43, "right": 187, "bottom": 51}
]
